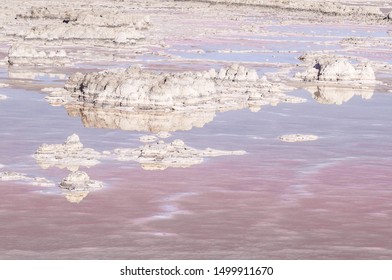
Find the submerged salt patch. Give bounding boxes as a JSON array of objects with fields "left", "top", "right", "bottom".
[
  {"left": 60, "top": 171, "right": 103, "bottom": 203},
  {"left": 114, "top": 139, "right": 246, "bottom": 170},
  {"left": 279, "top": 134, "right": 319, "bottom": 142},
  {"left": 0, "top": 171, "right": 55, "bottom": 187}
]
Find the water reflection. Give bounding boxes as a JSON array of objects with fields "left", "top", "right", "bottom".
[
  {"left": 305, "top": 85, "right": 375, "bottom": 105},
  {"left": 60, "top": 171, "right": 103, "bottom": 203}
]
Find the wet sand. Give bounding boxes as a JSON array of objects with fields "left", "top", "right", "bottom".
[{"left": 1, "top": 0, "right": 392, "bottom": 259}]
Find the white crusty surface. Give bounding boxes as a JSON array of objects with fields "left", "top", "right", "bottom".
[
  {"left": 34, "top": 134, "right": 102, "bottom": 172},
  {"left": 114, "top": 139, "right": 246, "bottom": 170}
]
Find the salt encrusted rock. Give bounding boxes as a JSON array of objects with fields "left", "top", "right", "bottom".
[
  {"left": 114, "top": 139, "right": 246, "bottom": 170},
  {"left": 279, "top": 134, "right": 319, "bottom": 142},
  {"left": 34, "top": 134, "right": 102, "bottom": 171},
  {"left": 296, "top": 55, "right": 376, "bottom": 83},
  {"left": 8, "top": 43, "right": 69, "bottom": 66},
  {"left": 60, "top": 171, "right": 103, "bottom": 203}
]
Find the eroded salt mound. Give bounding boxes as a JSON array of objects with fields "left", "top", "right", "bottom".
[
  {"left": 8, "top": 43, "right": 69, "bottom": 66},
  {"left": 296, "top": 55, "right": 376, "bottom": 83},
  {"left": 61, "top": 64, "right": 304, "bottom": 111},
  {"left": 60, "top": 171, "right": 103, "bottom": 203},
  {"left": 114, "top": 139, "right": 246, "bottom": 170},
  {"left": 34, "top": 134, "right": 102, "bottom": 171}
]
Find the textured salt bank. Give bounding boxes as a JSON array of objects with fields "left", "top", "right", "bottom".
[
  {"left": 114, "top": 139, "right": 246, "bottom": 170},
  {"left": 296, "top": 54, "right": 376, "bottom": 83},
  {"left": 279, "top": 134, "right": 319, "bottom": 142},
  {"left": 34, "top": 134, "right": 102, "bottom": 172},
  {"left": 183, "top": 0, "right": 384, "bottom": 21},
  {"left": 60, "top": 171, "right": 103, "bottom": 203},
  {"left": 8, "top": 43, "right": 69, "bottom": 66},
  {"left": 0, "top": 172, "right": 55, "bottom": 187},
  {"left": 59, "top": 64, "right": 305, "bottom": 112}
]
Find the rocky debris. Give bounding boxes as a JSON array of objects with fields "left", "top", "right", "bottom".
[
  {"left": 7, "top": 43, "right": 69, "bottom": 66},
  {"left": 306, "top": 85, "right": 374, "bottom": 105},
  {"left": 34, "top": 134, "right": 102, "bottom": 172},
  {"left": 0, "top": 171, "right": 55, "bottom": 187},
  {"left": 296, "top": 55, "right": 376, "bottom": 83},
  {"left": 114, "top": 139, "right": 246, "bottom": 170},
  {"left": 279, "top": 134, "right": 319, "bottom": 142},
  {"left": 60, "top": 171, "right": 103, "bottom": 203}
]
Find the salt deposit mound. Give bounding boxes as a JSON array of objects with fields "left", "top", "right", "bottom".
[
  {"left": 8, "top": 43, "right": 69, "bottom": 66},
  {"left": 114, "top": 139, "right": 246, "bottom": 170},
  {"left": 296, "top": 55, "right": 376, "bottom": 83},
  {"left": 62, "top": 64, "right": 304, "bottom": 112},
  {"left": 60, "top": 171, "right": 103, "bottom": 203},
  {"left": 34, "top": 134, "right": 102, "bottom": 172}
]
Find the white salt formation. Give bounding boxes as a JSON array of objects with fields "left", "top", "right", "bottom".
[
  {"left": 279, "top": 134, "right": 319, "bottom": 142},
  {"left": 296, "top": 55, "right": 376, "bottom": 83},
  {"left": 114, "top": 139, "right": 246, "bottom": 170},
  {"left": 8, "top": 43, "right": 69, "bottom": 66},
  {"left": 60, "top": 171, "right": 103, "bottom": 203},
  {"left": 62, "top": 64, "right": 304, "bottom": 111},
  {"left": 47, "top": 64, "right": 306, "bottom": 132},
  {"left": 34, "top": 134, "right": 102, "bottom": 172}
]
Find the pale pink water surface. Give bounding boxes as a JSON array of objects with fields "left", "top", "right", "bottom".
[{"left": 1, "top": 19, "right": 392, "bottom": 259}]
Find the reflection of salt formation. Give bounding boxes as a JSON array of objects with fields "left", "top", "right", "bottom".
[
  {"left": 279, "top": 134, "right": 319, "bottom": 143},
  {"left": 114, "top": 139, "right": 246, "bottom": 170},
  {"left": 60, "top": 171, "right": 103, "bottom": 203},
  {"left": 306, "top": 85, "right": 374, "bottom": 105},
  {"left": 48, "top": 64, "right": 305, "bottom": 132},
  {"left": 65, "top": 105, "right": 217, "bottom": 133},
  {"left": 34, "top": 134, "right": 102, "bottom": 172},
  {"left": 0, "top": 171, "right": 54, "bottom": 187},
  {"left": 8, "top": 43, "right": 69, "bottom": 66}
]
